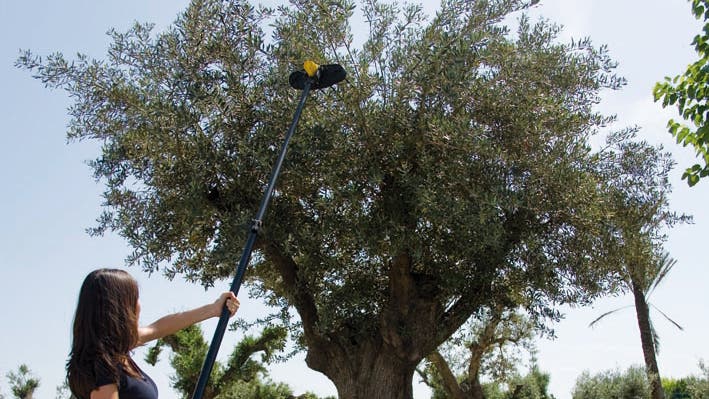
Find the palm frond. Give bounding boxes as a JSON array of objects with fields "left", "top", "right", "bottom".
[
  {"left": 588, "top": 305, "right": 634, "bottom": 328},
  {"left": 651, "top": 304, "right": 684, "bottom": 331},
  {"left": 647, "top": 252, "right": 677, "bottom": 298}
]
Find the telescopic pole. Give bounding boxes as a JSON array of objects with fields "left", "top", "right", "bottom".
[{"left": 190, "top": 78, "right": 312, "bottom": 399}]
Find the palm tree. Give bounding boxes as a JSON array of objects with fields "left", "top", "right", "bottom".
[
  {"left": 590, "top": 251, "right": 683, "bottom": 399},
  {"left": 592, "top": 130, "right": 691, "bottom": 399}
]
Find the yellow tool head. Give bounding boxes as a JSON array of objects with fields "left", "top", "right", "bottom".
[
  {"left": 289, "top": 63, "right": 346, "bottom": 90},
  {"left": 303, "top": 60, "right": 320, "bottom": 77}
]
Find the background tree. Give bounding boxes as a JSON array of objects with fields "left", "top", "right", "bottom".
[
  {"left": 18, "top": 0, "right": 666, "bottom": 397},
  {"left": 662, "top": 377, "right": 691, "bottom": 399},
  {"left": 418, "top": 305, "right": 536, "bottom": 399},
  {"left": 588, "top": 252, "right": 682, "bottom": 399},
  {"left": 572, "top": 366, "right": 650, "bottom": 399},
  {"left": 504, "top": 366, "right": 554, "bottom": 399},
  {"left": 591, "top": 129, "right": 690, "bottom": 399},
  {"left": 686, "top": 361, "right": 709, "bottom": 398},
  {"left": 422, "top": 362, "right": 554, "bottom": 399},
  {"left": 656, "top": 361, "right": 709, "bottom": 399},
  {"left": 589, "top": 253, "right": 684, "bottom": 365},
  {"left": 145, "top": 324, "right": 319, "bottom": 399},
  {"left": 6, "top": 365, "right": 39, "bottom": 399},
  {"left": 653, "top": 0, "right": 709, "bottom": 186}
]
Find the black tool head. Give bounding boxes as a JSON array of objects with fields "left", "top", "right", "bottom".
[{"left": 289, "top": 63, "right": 346, "bottom": 90}]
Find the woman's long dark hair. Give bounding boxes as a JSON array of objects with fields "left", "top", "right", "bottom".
[{"left": 67, "top": 268, "right": 140, "bottom": 399}]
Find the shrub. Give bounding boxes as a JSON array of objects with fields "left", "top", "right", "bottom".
[
  {"left": 663, "top": 377, "right": 690, "bottom": 399},
  {"left": 685, "top": 360, "right": 709, "bottom": 399},
  {"left": 572, "top": 365, "right": 650, "bottom": 399}
]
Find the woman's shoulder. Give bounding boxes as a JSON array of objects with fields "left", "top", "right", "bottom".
[
  {"left": 94, "top": 360, "right": 121, "bottom": 387},
  {"left": 117, "top": 363, "right": 159, "bottom": 399}
]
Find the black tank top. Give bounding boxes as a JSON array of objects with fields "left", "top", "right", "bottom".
[{"left": 95, "top": 360, "right": 158, "bottom": 399}]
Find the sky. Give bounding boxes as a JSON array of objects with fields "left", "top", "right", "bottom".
[{"left": 1, "top": 1, "right": 708, "bottom": 398}]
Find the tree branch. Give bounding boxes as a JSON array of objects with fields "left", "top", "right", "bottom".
[
  {"left": 428, "top": 350, "right": 466, "bottom": 399},
  {"left": 436, "top": 278, "right": 493, "bottom": 346},
  {"left": 261, "top": 239, "right": 324, "bottom": 345}
]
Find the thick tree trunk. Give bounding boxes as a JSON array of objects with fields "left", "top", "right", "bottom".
[
  {"left": 632, "top": 282, "right": 665, "bottom": 399},
  {"left": 306, "top": 341, "right": 417, "bottom": 399}
]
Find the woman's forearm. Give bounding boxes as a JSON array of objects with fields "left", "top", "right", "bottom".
[
  {"left": 137, "top": 292, "right": 238, "bottom": 345},
  {"left": 138, "top": 303, "right": 217, "bottom": 344}
]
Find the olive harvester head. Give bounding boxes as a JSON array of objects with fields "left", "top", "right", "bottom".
[{"left": 289, "top": 60, "right": 347, "bottom": 90}]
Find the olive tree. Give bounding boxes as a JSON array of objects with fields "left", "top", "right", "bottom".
[
  {"left": 419, "top": 306, "right": 537, "bottom": 399},
  {"left": 18, "top": 0, "right": 645, "bottom": 397}
]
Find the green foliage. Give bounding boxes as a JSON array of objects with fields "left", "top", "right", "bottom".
[
  {"left": 653, "top": 0, "right": 709, "bottom": 186},
  {"left": 217, "top": 379, "right": 293, "bottom": 399},
  {"left": 6, "top": 365, "right": 39, "bottom": 399},
  {"left": 572, "top": 362, "right": 709, "bottom": 399},
  {"left": 483, "top": 382, "right": 508, "bottom": 399},
  {"left": 418, "top": 306, "right": 538, "bottom": 398},
  {"left": 662, "top": 377, "right": 690, "bottom": 399},
  {"left": 422, "top": 363, "right": 553, "bottom": 399},
  {"left": 684, "top": 360, "right": 709, "bottom": 398},
  {"left": 146, "top": 324, "right": 216, "bottom": 397},
  {"left": 224, "top": 325, "right": 287, "bottom": 383},
  {"left": 505, "top": 366, "right": 555, "bottom": 399},
  {"left": 473, "top": 309, "right": 538, "bottom": 382},
  {"left": 595, "top": 128, "right": 690, "bottom": 283},
  {"left": 146, "top": 324, "right": 291, "bottom": 399},
  {"left": 572, "top": 366, "right": 651, "bottom": 399}
]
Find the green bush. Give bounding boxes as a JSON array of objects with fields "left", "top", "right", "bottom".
[
  {"left": 663, "top": 377, "right": 690, "bottom": 399},
  {"left": 685, "top": 360, "right": 709, "bottom": 399},
  {"left": 482, "top": 381, "right": 506, "bottom": 399},
  {"left": 506, "top": 366, "right": 555, "bottom": 399},
  {"left": 217, "top": 379, "right": 293, "bottom": 399},
  {"left": 572, "top": 365, "right": 650, "bottom": 399}
]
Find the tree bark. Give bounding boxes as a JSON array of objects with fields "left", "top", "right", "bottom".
[
  {"left": 306, "top": 340, "right": 418, "bottom": 399},
  {"left": 632, "top": 281, "right": 665, "bottom": 399},
  {"left": 466, "top": 312, "right": 505, "bottom": 399},
  {"left": 467, "top": 342, "right": 487, "bottom": 399}
]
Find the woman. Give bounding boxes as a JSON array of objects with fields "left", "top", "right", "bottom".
[{"left": 67, "top": 268, "right": 239, "bottom": 399}]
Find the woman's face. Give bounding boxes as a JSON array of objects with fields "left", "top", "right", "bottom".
[{"left": 136, "top": 299, "right": 141, "bottom": 327}]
